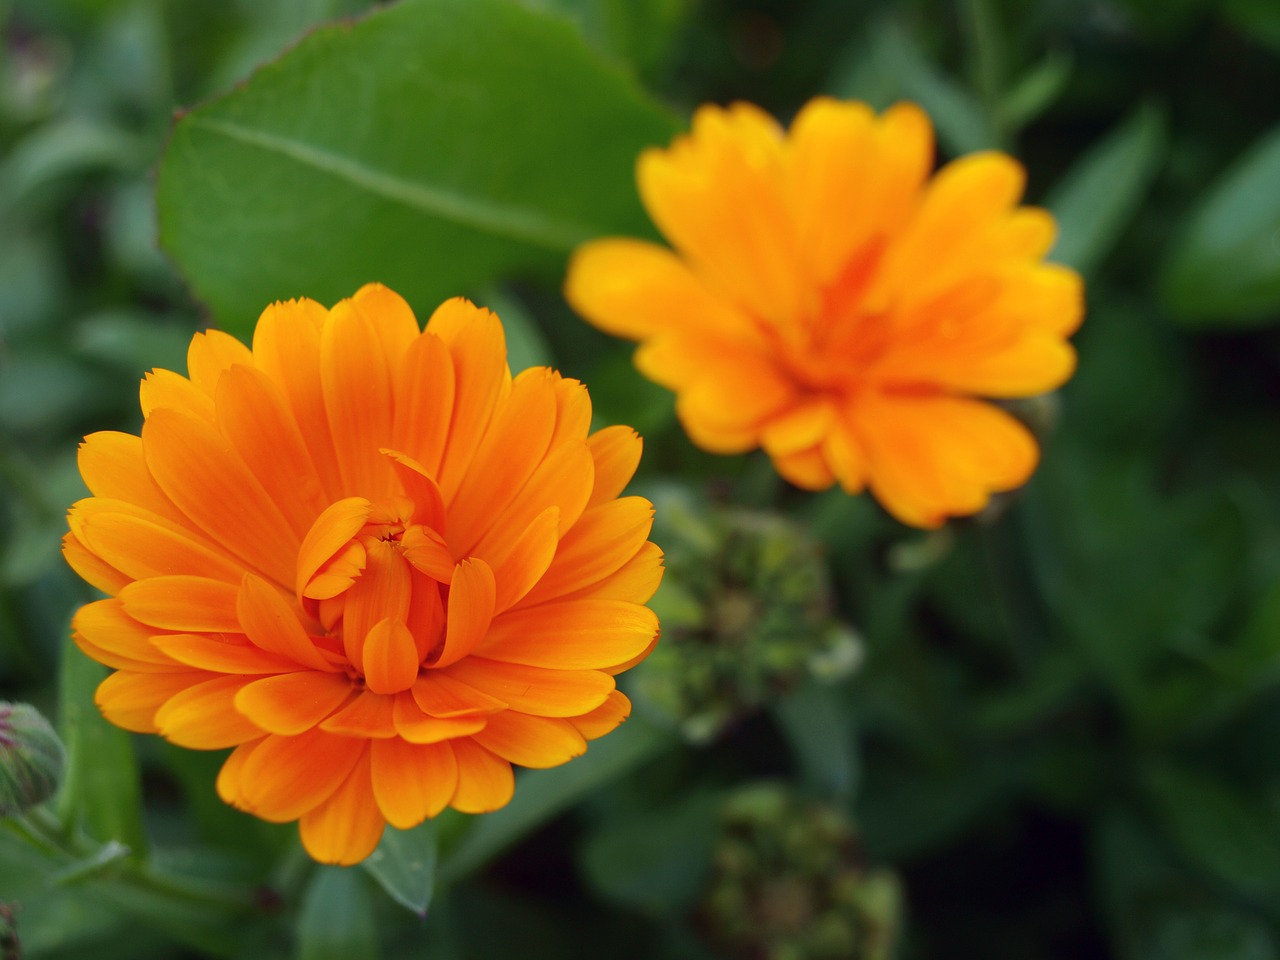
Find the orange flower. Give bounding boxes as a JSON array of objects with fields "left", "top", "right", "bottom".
[
  {"left": 62, "top": 285, "right": 662, "bottom": 865},
  {"left": 565, "top": 97, "right": 1084, "bottom": 527}
]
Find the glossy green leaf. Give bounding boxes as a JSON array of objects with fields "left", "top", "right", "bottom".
[
  {"left": 1162, "top": 124, "right": 1280, "bottom": 324},
  {"left": 1045, "top": 104, "right": 1167, "bottom": 275},
  {"left": 157, "top": 0, "right": 678, "bottom": 335},
  {"left": 297, "top": 866, "right": 378, "bottom": 960},
  {"left": 362, "top": 820, "right": 438, "bottom": 917},
  {"left": 55, "top": 642, "right": 147, "bottom": 855}
]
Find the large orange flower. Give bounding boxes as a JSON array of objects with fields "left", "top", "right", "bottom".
[
  {"left": 62, "top": 285, "right": 661, "bottom": 865},
  {"left": 566, "top": 97, "right": 1084, "bottom": 527}
]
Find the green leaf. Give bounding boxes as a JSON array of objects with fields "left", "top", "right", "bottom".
[
  {"left": 441, "top": 714, "right": 674, "bottom": 882},
  {"left": 998, "top": 50, "right": 1072, "bottom": 132},
  {"left": 297, "top": 866, "right": 378, "bottom": 960},
  {"left": 55, "top": 641, "right": 147, "bottom": 855},
  {"left": 1161, "top": 124, "right": 1280, "bottom": 325},
  {"left": 1140, "top": 761, "right": 1280, "bottom": 903},
  {"left": 577, "top": 791, "right": 719, "bottom": 915},
  {"left": 362, "top": 820, "right": 438, "bottom": 917},
  {"left": 771, "top": 680, "right": 859, "bottom": 801},
  {"left": 1045, "top": 104, "right": 1167, "bottom": 275},
  {"left": 157, "top": 0, "right": 678, "bottom": 335}
]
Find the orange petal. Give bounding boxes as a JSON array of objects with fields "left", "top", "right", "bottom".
[
  {"left": 547, "top": 372, "right": 593, "bottom": 448},
  {"left": 445, "top": 658, "right": 613, "bottom": 718},
  {"left": 478, "top": 599, "right": 657, "bottom": 669},
  {"left": 584, "top": 426, "right": 642, "bottom": 509},
  {"left": 391, "top": 332, "right": 455, "bottom": 479},
  {"left": 449, "top": 739, "right": 514, "bottom": 813},
  {"left": 186, "top": 329, "right": 253, "bottom": 396},
  {"left": 351, "top": 282, "right": 421, "bottom": 385},
  {"left": 62, "top": 530, "right": 130, "bottom": 596},
  {"left": 299, "top": 748, "right": 385, "bottom": 865},
  {"left": 73, "top": 598, "right": 177, "bottom": 668},
  {"left": 341, "top": 539, "right": 411, "bottom": 669},
  {"left": 96, "top": 669, "right": 210, "bottom": 733},
  {"left": 139, "top": 368, "right": 215, "bottom": 422},
  {"left": 215, "top": 737, "right": 263, "bottom": 809},
  {"left": 296, "top": 497, "right": 371, "bottom": 600},
  {"left": 154, "top": 674, "right": 262, "bottom": 749},
  {"left": 472, "top": 711, "right": 586, "bottom": 768},
  {"left": 565, "top": 238, "right": 755, "bottom": 342},
  {"left": 322, "top": 297, "right": 396, "bottom": 499},
  {"left": 410, "top": 672, "right": 507, "bottom": 718},
  {"left": 320, "top": 691, "right": 397, "bottom": 738},
  {"left": 425, "top": 299, "right": 510, "bottom": 501},
  {"left": 151, "top": 634, "right": 303, "bottom": 674},
  {"left": 250, "top": 298, "right": 344, "bottom": 500},
  {"left": 234, "top": 671, "right": 355, "bottom": 735},
  {"left": 769, "top": 445, "right": 837, "bottom": 491},
  {"left": 234, "top": 727, "right": 365, "bottom": 822},
  {"left": 214, "top": 364, "right": 329, "bottom": 539},
  {"left": 142, "top": 407, "right": 298, "bottom": 587},
  {"left": 70, "top": 501, "right": 245, "bottom": 584},
  {"left": 363, "top": 619, "right": 420, "bottom": 695},
  {"left": 400, "top": 525, "right": 455, "bottom": 583},
  {"left": 237, "top": 574, "right": 335, "bottom": 671},
  {"left": 383, "top": 450, "right": 446, "bottom": 532},
  {"left": 520, "top": 497, "right": 653, "bottom": 606},
  {"left": 370, "top": 738, "right": 458, "bottom": 829},
  {"left": 553, "top": 541, "right": 665, "bottom": 605},
  {"left": 118, "top": 576, "right": 241, "bottom": 632},
  {"left": 431, "top": 557, "right": 495, "bottom": 669},
  {"left": 446, "top": 367, "right": 557, "bottom": 554},
  {"left": 77, "top": 431, "right": 187, "bottom": 526},
  {"left": 490, "top": 507, "right": 559, "bottom": 613},
  {"left": 569, "top": 689, "right": 632, "bottom": 740},
  {"left": 392, "top": 692, "right": 487, "bottom": 744}
]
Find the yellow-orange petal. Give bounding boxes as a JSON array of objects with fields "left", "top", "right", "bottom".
[
  {"left": 350, "top": 282, "right": 421, "bottom": 386},
  {"left": 152, "top": 634, "right": 302, "bottom": 674},
  {"left": 70, "top": 502, "right": 245, "bottom": 584},
  {"left": 410, "top": 672, "right": 507, "bottom": 718},
  {"left": 234, "top": 727, "right": 365, "bottom": 822},
  {"left": 370, "top": 738, "right": 458, "bottom": 829},
  {"left": 443, "top": 658, "right": 613, "bottom": 718},
  {"left": 391, "top": 332, "right": 456, "bottom": 479},
  {"left": 186, "top": 329, "right": 253, "bottom": 397},
  {"left": 362, "top": 619, "right": 419, "bottom": 695},
  {"left": 449, "top": 739, "right": 514, "bottom": 813},
  {"left": 472, "top": 711, "right": 586, "bottom": 768},
  {"left": 62, "top": 530, "right": 130, "bottom": 596},
  {"left": 490, "top": 507, "right": 559, "bottom": 613},
  {"left": 154, "top": 674, "right": 262, "bottom": 749},
  {"left": 320, "top": 691, "right": 397, "bottom": 738},
  {"left": 549, "top": 541, "right": 665, "bottom": 605},
  {"left": 77, "top": 431, "right": 187, "bottom": 526},
  {"left": 142, "top": 407, "right": 298, "bottom": 587},
  {"left": 322, "top": 297, "right": 396, "bottom": 499},
  {"left": 479, "top": 599, "right": 657, "bottom": 669},
  {"left": 520, "top": 497, "right": 653, "bottom": 606},
  {"left": 569, "top": 689, "right": 632, "bottom": 740},
  {"left": 237, "top": 574, "right": 334, "bottom": 671},
  {"left": 139, "top": 368, "right": 215, "bottom": 422},
  {"left": 74, "top": 599, "right": 178, "bottom": 668},
  {"left": 565, "top": 238, "right": 755, "bottom": 343},
  {"left": 96, "top": 669, "right": 209, "bottom": 733},
  {"left": 299, "top": 748, "right": 385, "bottom": 866},
  {"left": 118, "top": 576, "right": 241, "bottom": 633},
  {"left": 431, "top": 557, "right": 495, "bottom": 669},
  {"left": 215, "top": 737, "right": 262, "bottom": 809},
  {"left": 392, "top": 692, "right": 487, "bottom": 744},
  {"left": 296, "top": 497, "right": 372, "bottom": 600},
  {"left": 584, "top": 425, "right": 642, "bottom": 509},
  {"left": 234, "top": 671, "right": 354, "bottom": 735}
]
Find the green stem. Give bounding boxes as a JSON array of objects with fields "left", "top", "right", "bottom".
[
  {"left": 960, "top": 0, "right": 1006, "bottom": 147},
  {"left": 13, "top": 805, "right": 258, "bottom": 912}
]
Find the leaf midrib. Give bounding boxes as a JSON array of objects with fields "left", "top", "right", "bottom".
[{"left": 189, "top": 116, "right": 596, "bottom": 253}]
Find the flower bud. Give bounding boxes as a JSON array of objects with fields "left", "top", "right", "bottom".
[
  {"left": 0, "top": 702, "right": 67, "bottom": 817},
  {"left": 697, "top": 782, "right": 901, "bottom": 960},
  {"left": 635, "top": 487, "right": 862, "bottom": 742}
]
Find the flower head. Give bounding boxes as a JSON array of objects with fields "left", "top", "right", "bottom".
[
  {"left": 565, "top": 97, "right": 1084, "bottom": 527},
  {"left": 63, "top": 285, "right": 662, "bottom": 865}
]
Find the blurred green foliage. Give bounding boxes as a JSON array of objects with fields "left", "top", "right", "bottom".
[{"left": 2, "top": 0, "right": 1280, "bottom": 957}]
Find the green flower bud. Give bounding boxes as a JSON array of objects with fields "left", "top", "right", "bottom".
[
  {"left": 0, "top": 702, "right": 67, "bottom": 818},
  {"left": 698, "top": 783, "right": 901, "bottom": 960},
  {"left": 634, "top": 487, "right": 863, "bottom": 742}
]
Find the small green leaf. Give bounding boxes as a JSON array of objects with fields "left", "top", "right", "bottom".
[
  {"left": 50, "top": 839, "right": 130, "bottom": 885},
  {"left": 998, "top": 50, "right": 1072, "bottom": 132},
  {"left": 297, "top": 866, "right": 378, "bottom": 960},
  {"left": 1045, "top": 104, "right": 1167, "bottom": 275},
  {"left": 157, "top": 0, "right": 678, "bottom": 335},
  {"left": 771, "top": 681, "right": 859, "bottom": 801},
  {"left": 56, "top": 642, "right": 147, "bottom": 855},
  {"left": 362, "top": 820, "right": 438, "bottom": 917},
  {"left": 1162, "top": 124, "right": 1280, "bottom": 324}
]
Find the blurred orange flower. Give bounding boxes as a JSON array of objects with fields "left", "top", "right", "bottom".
[
  {"left": 63, "top": 285, "right": 661, "bottom": 865},
  {"left": 566, "top": 97, "right": 1084, "bottom": 527}
]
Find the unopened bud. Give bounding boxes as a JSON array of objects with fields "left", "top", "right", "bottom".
[{"left": 0, "top": 702, "right": 67, "bottom": 817}]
